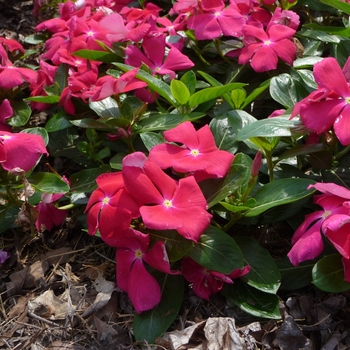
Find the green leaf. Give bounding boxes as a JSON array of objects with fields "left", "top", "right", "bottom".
[
  {"left": 197, "top": 70, "right": 235, "bottom": 108},
  {"left": 69, "top": 165, "right": 111, "bottom": 193},
  {"left": 270, "top": 74, "right": 305, "bottom": 109},
  {"left": 188, "top": 226, "right": 244, "bottom": 274},
  {"left": 320, "top": 0, "right": 350, "bottom": 14},
  {"left": 0, "top": 205, "right": 19, "bottom": 234},
  {"left": 139, "top": 112, "right": 204, "bottom": 132},
  {"left": 298, "top": 28, "right": 341, "bottom": 44},
  {"left": 140, "top": 132, "right": 165, "bottom": 151},
  {"left": 45, "top": 111, "right": 72, "bottom": 132},
  {"left": 180, "top": 70, "right": 196, "bottom": 95},
  {"left": 170, "top": 80, "right": 190, "bottom": 105},
  {"left": 245, "top": 178, "right": 316, "bottom": 217},
  {"left": 234, "top": 237, "right": 281, "bottom": 294},
  {"left": 109, "top": 152, "right": 127, "bottom": 170},
  {"left": 211, "top": 110, "right": 257, "bottom": 154},
  {"left": 222, "top": 280, "right": 281, "bottom": 319},
  {"left": 25, "top": 95, "right": 60, "bottom": 103},
  {"left": 28, "top": 173, "right": 70, "bottom": 193},
  {"left": 113, "top": 63, "right": 178, "bottom": 106},
  {"left": 276, "top": 258, "right": 313, "bottom": 290},
  {"left": 293, "top": 56, "right": 324, "bottom": 69},
  {"left": 236, "top": 117, "right": 302, "bottom": 141},
  {"left": 230, "top": 88, "right": 246, "bottom": 109},
  {"left": 24, "top": 34, "right": 47, "bottom": 44},
  {"left": 278, "top": 143, "right": 327, "bottom": 161},
  {"left": 89, "top": 97, "right": 120, "bottom": 118},
  {"left": 73, "top": 49, "right": 123, "bottom": 63},
  {"left": 303, "top": 23, "right": 350, "bottom": 37},
  {"left": 189, "top": 83, "right": 246, "bottom": 108},
  {"left": 201, "top": 153, "right": 252, "bottom": 208},
  {"left": 312, "top": 254, "right": 350, "bottom": 292},
  {"left": 8, "top": 100, "right": 32, "bottom": 127},
  {"left": 134, "top": 274, "right": 184, "bottom": 343}
]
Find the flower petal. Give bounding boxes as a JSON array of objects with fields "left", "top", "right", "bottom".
[{"left": 128, "top": 259, "right": 162, "bottom": 314}]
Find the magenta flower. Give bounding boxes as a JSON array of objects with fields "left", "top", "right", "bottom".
[
  {"left": 288, "top": 182, "right": 350, "bottom": 266},
  {"left": 125, "top": 33, "right": 194, "bottom": 79},
  {"left": 182, "top": 257, "right": 250, "bottom": 300},
  {"left": 238, "top": 24, "right": 296, "bottom": 72},
  {"left": 85, "top": 172, "right": 140, "bottom": 247},
  {"left": 0, "top": 131, "right": 48, "bottom": 172},
  {"left": 0, "top": 45, "right": 38, "bottom": 89},
  {"left": 292, "top": 57, "right": 350, "bottom": 146},
  {"left": 91, "top": 69, "right": 148, "bottom": 101},
  {"left": 122, "top": 152, "right": 212, "bottom": 242},
  {"left": 0, "top": 99, "right": 13, "bottom": 132},
  {"left": 186, "top": 0, "right": 245, "bottom": 40},
  {"left": 149, "top": 121, "right": 234, "bottom": 181},
  {"left": 116, "top": 228, "right": 180, "bottom": 313}
]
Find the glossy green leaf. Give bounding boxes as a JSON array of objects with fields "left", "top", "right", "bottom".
[
  {"left": 134, "top": 274, "right": 184, "bottom": 343},
  {"left": 189, "top": 83, "right": 246, "bottom": 108},
  {"left": 278, "top": 143, "right": 327, "bottom": 161},
  {"left": 210, "top": 110, "right": 257, "bottom": 154},
  {"left": 245, "top": 178, "right": 316, "bottom": 217},
  {"left": 223, "top": 280, "right": 281, "bottom": 319},
  {"left": 69, "top": 165, "right": 111, "bottom": 193},
  {"left": 170, "top": 80, "right": 190, "bottom": 105},
  {"left": 113, "top": 63, "right": 178, "bottom": 106},
  {"left": 139, "top": 112, "right": 204, "bottom": 132},
  {"left": 234, "top": 237, "right": 281, "bottom": 294},
  {"left": 270, "top": 74, "right": 306, "bottom": 109},
  {"left": 303, "top": 23, "right": 350, "bottom": 37},
  {"left": 277, "top": 258, "right": 313, "bottom": 290},
  {"left": 236, "top": 117, "right": 302, "bottom": 141},
  {"left": 8, "top": 100, "right": 32, "bottom": 127},
  {"left": 140, "top": 132, "right": 165, "bottom": 151},
  {"left": 45, "top": 111, "right": 72, "bottom": 132},
  {"left": 320, "top": 0, "right": 350, "bottom": 14},
  {"left": 312, "top": 254, "right": 350, "bottom": 292},
  {"left": 89, "top": 97, "right": 120, "bottom": 118},
  {"left": 29, "top": 173, "right": 70, "bottom": 193},
  {"left": 230, "top": 88, "right": 246, "bottom": 109},
  {"left": 188, "top": 226, "right": 244, "bottom": 274},
  {"left": 249, "top": 137, "right": 280, "bottom": 153},
  {"left": 109, "top": 152, "right": 127, "bottom": 170},
  {"left": 73, "top": 49, "right": 123, "bottom": 63},
  {"left": 25, "top": 95, "right": 60, "bottom": 103},
  {"left": 180, "top": 70, "right": 196, "bottom": 95},
  {"left": 201, "top": 153, "right": 252, "bottom": 208},
  {"left": 197, "top": 71, "right": 233, "bottom": 107}
]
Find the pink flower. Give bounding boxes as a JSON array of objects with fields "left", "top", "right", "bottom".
[
  {"left": 91, "top": 69, "right": 148, "bottom": 101},
  {"left": 288, "top": 182, "right": 350, "bottom": 266},
  {"left": 0, "top": 131, "right": 48, "bottom": 172},
  {"left": 186, "top": 0, "right": 245, "bottom": 40},
  {"left": 0, "top": 99, "right": 13, "bottom": 132},
  {"left": 238, "top": 24, "right": 296, "bottom": 72},
  {"left": 125, "top": 33, "right": 194, "bottom": 79},
  {"left": 182, "top": 257, "right": 250, "bottom": 300},
  {"left": 149, "top": 121, "right": 234, "bottom": 181},
  {"left": 0, "top": 45, "right": 38, "bottom": 89},
  {"left": 85, "top": 172, "right": 140, "bottom": 246},
  {"left": 292, "top": 57, "right": 350, "bottom": 146},
  {"left": 122, "top": 152, "right": 212, "bottom": 242},
  {"left": 116, "top": 228, "right": 180, "bottom": 313}
]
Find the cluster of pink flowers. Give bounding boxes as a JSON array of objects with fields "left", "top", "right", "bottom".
[
  {"left": 288, "top": 182, "right": 350, "bottom": 282},
  {"left": 292, "top": 57, "right": 350, "bottom": 146},
  {"left": 85, "top": 121, "right": 247, "bottom": 312},
  {"left": 27, "top": 0, "right": 301, "bottom": 116}
]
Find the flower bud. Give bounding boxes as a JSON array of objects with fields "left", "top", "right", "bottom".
[{"left": 251, "top": 150, "right": 262, "bottom": 178}]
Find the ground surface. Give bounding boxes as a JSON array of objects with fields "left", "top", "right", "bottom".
[{"left": 1, "top": 1, "right": 350, "bottom": 349}]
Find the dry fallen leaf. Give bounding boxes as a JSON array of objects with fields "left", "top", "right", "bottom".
[{"left": 28, "top": 289, "right": 69, "bottom": 320}]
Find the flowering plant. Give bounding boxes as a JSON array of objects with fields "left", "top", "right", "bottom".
[{"left": 2, "top": 0, "right": 350, "bottom": 343}]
